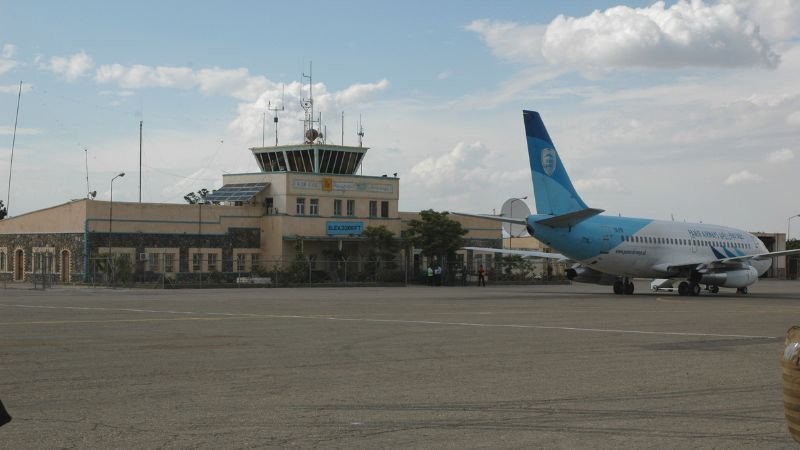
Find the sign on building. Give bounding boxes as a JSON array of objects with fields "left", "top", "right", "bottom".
[{"left": 326, "top": 221, "right": 364, "bottom": 236}]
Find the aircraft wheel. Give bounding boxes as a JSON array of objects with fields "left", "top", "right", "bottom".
[
  {"left": 710, "top": 285, "right": 719, "bottom": 294},
  {"left": 737, "top": 287, "right": 748, "bottom": 295},
  {"left": 690, "top": 282, "right": 701, "bottom": 296},
  {"left": 678, "top": 281, "right": 689, "bottom": 296},
  {"left": 624, "top": 282, "right": 634, "bottom": 295},
  {"left": 613, "top": 280, "right": 624, "bottom": 295}
]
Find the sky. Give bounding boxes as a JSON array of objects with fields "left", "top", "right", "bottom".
[{"left": 1, "top": 0, "right": 799, "bottom": 237}]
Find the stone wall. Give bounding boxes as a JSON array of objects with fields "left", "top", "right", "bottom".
[{"left": 0, "top": 227, "right": 260, "bottom": 282}]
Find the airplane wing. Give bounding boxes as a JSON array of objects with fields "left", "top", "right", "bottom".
[
  {"left": 451, "top": 212, "right": 527, "bottom": 226},
  {"left": 463, "top": 246, "right": 571, "bottom": 262}
]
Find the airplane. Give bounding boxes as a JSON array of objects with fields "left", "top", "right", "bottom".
[{"left": 461, "top": 110, "right": 800, "bottom": 296}]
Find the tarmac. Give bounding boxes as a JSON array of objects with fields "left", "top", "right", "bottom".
[{"left": 1, "top": 280, "right": 799, "bottom": 449}]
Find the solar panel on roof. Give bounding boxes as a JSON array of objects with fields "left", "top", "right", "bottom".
[{"left": 205, "top": 183, "right": 268, "bottom": 203}]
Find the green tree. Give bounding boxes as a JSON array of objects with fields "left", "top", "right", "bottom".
[
  {"left": 788, "top": 239, "right": 800, "bottom": 250},
  {"left": 363, "top": 225, "right": 399, "bottom": 263},
  {"left": 403, "top": 209, "right": 467, "bottom": 264}
]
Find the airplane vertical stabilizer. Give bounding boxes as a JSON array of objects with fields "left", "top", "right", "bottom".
[{"left": 523, "top": 110, "right": 588, "bottom": 215}]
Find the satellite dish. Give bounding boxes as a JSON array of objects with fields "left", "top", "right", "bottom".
[{"left": 500, "top": 197, "right": 530, "bottom": 237}]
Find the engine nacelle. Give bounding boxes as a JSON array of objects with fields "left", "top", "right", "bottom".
[
  {"left": 566, "top": 266, "right": 617, "bottom": 286},
  {"left": 700, "top": 267, "right": 758, "bottom": 289}
]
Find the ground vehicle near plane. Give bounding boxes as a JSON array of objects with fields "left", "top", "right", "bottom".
[{"left": 463, "top": 111, "right": 800, "bottom": 296}]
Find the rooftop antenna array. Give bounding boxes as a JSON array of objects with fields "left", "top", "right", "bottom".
[
  {"left": 356, "top": 114, "right": 365, "bottom": 147},
  {"left": 301, "top": 62, "right": 321, "bottom": 143},
  {"left": 267, "top": 84, "right": 285, "bottom": 147}
]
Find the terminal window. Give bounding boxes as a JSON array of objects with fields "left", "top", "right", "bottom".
[
  {"left": 333, "top": 199, "right": 342, "bottom": 216},
  {"left": 296, "top": 198, "right": 306, "bottom": 215},
  {"left": 310, "top": 198, "right": 319, "bottom": 215},
  {"left": 0, "top": 251, "right": 5, "bottom": 271},
  {"left": 369, "top": 200, "right": 378, "bottom": 217},
  {"left": 251, "top": 254, "right": 259, "bottom": 270},
  {"left": 164, "top": 253, "right": 175, "bottom": 273},
  {"left": 208, "top": 253, "right": 218, "bottom": 271},
  {"left": 381, "top": 201, "right": 389, "bottom": 218},
  {"left": 346, "top": 199, "right": 355, "bottom": 216},
  {"left": 192, "top": 253, "right": 201, "bottom": 272},
  {"left": 236, "top": 254, "right": 246, "bottom": 272},
  {"left": 148, "top": 253, "right": 160, "bottom": 272}
]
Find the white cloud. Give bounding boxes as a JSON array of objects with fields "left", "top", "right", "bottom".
[
  {"left": 469, "top": 1, "right": 781, "bottom": 71},
  {"left": 47, "top": 51, "right": 95, "bottom": 81},
  {"left": 333, "top": 79, "right": 389, "bottom": 105},
  {"left": 0, "top": 43, "right": 18, "bottom": 75},
  {"left": 724, "top": 169, "right": 763, "bottom": 185},
  {"left": 724, "top": 0, "right": 800, "bottom": 43},
  {"left": 574, "top": 167, "right": 624, "bottom": 192},
  {"left": 466, "top": 20, "right": 546, "bottom": 63},
  {"left": 574, "top": 178, "right": 624, "bottom": 192},
  {"left": 2, "top": 44, "right": 15, "bottom": 58},
  {"left": 437, "top": 70, "right": 453, "bottom": 80},
  {"left": 542, "top": 0, "right": 779, "bottom": 70},
  {"left": 0, "top": 83, "right": 32, "bottom": 94},
  {"left": 767, "top": 148, "right": 794, "bottom": 163},
  {"left": 787, "top": 111, "right": 800, "bottom": 126},
  {"left": 95, "top": 63, "right": 275, "bottom": 101},
  {"left": 0, "top": 126, "right": 41, "bottom": 136}
]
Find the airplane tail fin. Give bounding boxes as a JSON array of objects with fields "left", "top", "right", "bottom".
[{"left": 523, "top": 110, "right": 588, "bottom": 215}]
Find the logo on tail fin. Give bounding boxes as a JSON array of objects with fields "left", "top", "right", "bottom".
[{"left": 541, "top": 148, "right": 557, "bottom": 176}]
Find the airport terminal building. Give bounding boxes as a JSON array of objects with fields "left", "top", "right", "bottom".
[{"left": 0, "top": 137, "right": 500, "bottom": 283}]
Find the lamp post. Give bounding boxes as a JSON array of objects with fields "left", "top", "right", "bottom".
[
  {"left": 108, "top": 172, "right": 125, "bottom": 255},
  {"left": 508, "top": 196, "right": 528, "bottom": 249}
]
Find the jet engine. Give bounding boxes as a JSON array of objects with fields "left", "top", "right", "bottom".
[
  {"left": 699, "top": 267, "right": 758, "bottom": 288},
  {"left": 566, "top": 266, "right": 617, "bottom": 285}
]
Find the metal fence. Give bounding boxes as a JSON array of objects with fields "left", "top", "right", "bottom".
[{"left": 86, "top": 255, "right": 410, "bottom": 288}]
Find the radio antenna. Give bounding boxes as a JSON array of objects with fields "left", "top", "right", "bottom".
[{"left": 267, "top": 84, "right": 285, "bottom": 146}]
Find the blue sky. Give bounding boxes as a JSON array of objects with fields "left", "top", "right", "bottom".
[{"left": 2, "top": 0, "right": 799, "bottom": 235}]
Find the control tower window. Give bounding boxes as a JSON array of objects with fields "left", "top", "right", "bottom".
[
  {"left": 333, "top": 199, "right": 342, "bottom": 216},
  {"left": 310, "top": 198, "right": 319, "bottom": 215},
  {"left": 346, "top": 200, "right": 355, "bottom": 217},
  {"left": 296, "top": 198, "right": 306, "bottom": 215}
]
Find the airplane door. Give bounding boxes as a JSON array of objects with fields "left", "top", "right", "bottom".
[
  {"left": 601, "top": 226, "right": 613, "bottom": 254},
  {"left": 691, "top": 238, "right": 697, "bottom": 253}
]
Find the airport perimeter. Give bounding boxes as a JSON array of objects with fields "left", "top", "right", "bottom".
[{"left": 2, "top": 281, "right": 800, "bottom": 448}]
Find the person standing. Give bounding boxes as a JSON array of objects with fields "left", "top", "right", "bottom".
[
  {"left": 477, "top": 265, "right": 486, "bottom": 287},
  {"left": 427, "top": 266, "right": 434, "bottom": 286},
  {"left": 434, "top": 265, "right": 443, "bottom": 286}
]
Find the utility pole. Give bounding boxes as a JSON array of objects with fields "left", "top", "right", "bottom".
[
  {"left": 6, "top": 81, "right": 22, "bottom": 215},
  {"left": 139, "top": 120, "right": 143, "bottom": 202}
]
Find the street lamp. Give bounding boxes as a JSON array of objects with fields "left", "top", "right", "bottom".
[
  {"left": 508, "top": 196, "right": 528, "bottom": 249},
  {"left": 108, "top": 172, "right": 125, "bottom": 254},
  {"left": 788, "top": 214, "right": 800, "bottom": 242}
]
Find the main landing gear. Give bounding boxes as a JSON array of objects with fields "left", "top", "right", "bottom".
[
  {"left": 677, "top": 282, "right": 721, "bottom": 296},
  {"left": 678, "top": 281, "right": 701, "bottom": 296},
  {"left": 613, "top": 278, "right": 635, "bottom": 295}
]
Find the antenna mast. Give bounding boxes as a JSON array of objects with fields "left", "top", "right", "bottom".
[
  {"left": 341, "top": 111, "right": 344, "bottom": 145},
  {"left": 357, "top": 114, "right": 365, "bottom": 148},
  {"left": 267, "top": 85, "right": 285, "bottom": 147},
  {"left": 85, "top": 147, "right": 91, "bottom": 198},
  {"left": 300, "top": 62, "right": 320, "bottom": 142}
]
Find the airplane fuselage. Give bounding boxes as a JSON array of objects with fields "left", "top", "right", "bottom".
[{"left": 528, "top": 214, "right": 771, "bottom": 279}]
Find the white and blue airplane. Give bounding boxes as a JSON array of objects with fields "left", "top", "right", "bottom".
[{"left": 463, "top": 110, "right": 800, "bottom": 296}]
